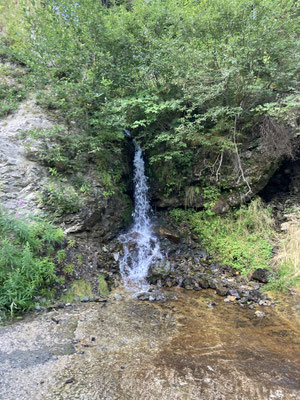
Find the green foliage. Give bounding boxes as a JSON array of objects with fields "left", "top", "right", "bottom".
[
  {"left": 263, "top": 263, "right": 300, "bottom": 292},
  {"left": 0, "top": 64, "right": 27, "bottom": 117},
  {"left": 0, "top": 205, "right": 64, "bottom": 319},
  {"left": 3, "top": 0, "right": 297, "bottom": 191},
  {"left": 170, "top": 198, "right": 274, "bottom": 273},
  {"left": 39, "top": 181, "right": 82, "bottom": 215},
  {"left": 60, "top": 279, "right": 93, "bottom": 303},
  {"left": 56, "top": 249, "right": 66, "bottom": 263},
  {"left": 63, "top": 263, "right": 75, "bottom": 276},
  {"left": 25, "top": 126, "right": 87, "bottom": 173},
  {"left": 98, "top": 275, "right": 109, "bottom": 295}
]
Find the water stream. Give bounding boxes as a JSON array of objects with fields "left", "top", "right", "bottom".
[{"left": 119, "top": 135, "right": 162, "bottom": 292}]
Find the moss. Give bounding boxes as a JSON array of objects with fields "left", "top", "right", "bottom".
[
  {"left": 61, "top": 279, "right": 93, "bottom": 303},
  {"left": 98, "top": 275, "right": 109, "bottom": 295}
]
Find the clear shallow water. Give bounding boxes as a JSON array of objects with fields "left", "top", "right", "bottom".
[
  {"left": 119, "top": 141, "right": 162, "bottom": 292},
  {"left": 1, "top": 289, "right": 299, "bottom": 400}
]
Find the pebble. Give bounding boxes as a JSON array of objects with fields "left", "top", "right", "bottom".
[
  {"left": 65, "top": 378, "right": 75, "bottom": 384},
  {"left": 228, "top": 289, "right": 240, "bottom": 299},
  {"left": 255, "top": 311, "right": 266, "bottom": 318},
  {"left": 208, "top": 301, "right": 216, "bottom": 308},
  {"left": 226, "top": 295, "right": 236, "bottom": 302}
]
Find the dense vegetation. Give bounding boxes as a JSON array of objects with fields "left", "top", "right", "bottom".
[
  {"left": 0, "top": 206, "right": 64, "bottom": 321},
  {"left": 0, "top": 0, "right": 299, "bottom": 311},
  {"left": 170, "top": 199, "right": 275, "bottom": 273},
  {"left": 2, "top": 0, "right": 299, "bottom": 185}
]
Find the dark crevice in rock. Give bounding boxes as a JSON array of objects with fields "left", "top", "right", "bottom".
[{"left": 259, "top": 155, "right": 300, "bottom": 203}]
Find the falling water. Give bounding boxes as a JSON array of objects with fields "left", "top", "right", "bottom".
[{"left": 119, "top": 136, "right": 162, "bottom": 292}]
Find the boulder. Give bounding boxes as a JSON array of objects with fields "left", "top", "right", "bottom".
[
  {"left": 251, "top": 268, "right": 271, "bottom": 283},
  {"left": 156, "top": 226, "right": 181, "bottom": 244}
]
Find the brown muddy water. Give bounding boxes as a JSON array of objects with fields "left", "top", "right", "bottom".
[{"left": 0, "top": 289, "right": 299, "bottom": 400}]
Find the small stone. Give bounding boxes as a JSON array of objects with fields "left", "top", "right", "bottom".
[
  {"left": 228, "top": 289, "right": 240, "bottom": 299},
  {"left": 198, "top": 277, "right": 209, "bottom": 289},
  {"left": 226, "top": 295, "right": 236, "bottom": 302},
  {"left": 248, "top": 305, "right": 254, "bottom": 310},
  {"left": 113, "top": 293, "right": 123, "bottom": 300},
  {"left": 216, "top": 285, "right": 228, "bottom": 296},
  {"left": 209, "top": 280, "right": 216, "bottom": 290},
  {"left": 65, "top": 378, "right": 75, "bottom": 384},
  {"left": 94, "top": 296, "right": 108, "bottom": 302},
  {"left": 255, "top": 311, "right": 266, "bottom": 318},
  {"left": 81, "top": 296, "right": 89, "bottom": 302},
  {"left": 208, "top": 301, "right": 216, "bottom": 308}
]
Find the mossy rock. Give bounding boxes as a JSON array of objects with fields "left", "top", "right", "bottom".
[
  {"left": 61, "top": 279, "right": 93, "bottom": 303},
  {"left": 98, "top": 275, "right": 109, "bottom": 295}
]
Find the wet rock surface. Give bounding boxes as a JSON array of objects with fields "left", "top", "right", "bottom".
[
  {"left": 147, "top": 225, "right": 273, "bottom": 307},
  {"left": 0, "top": 289, "right": 299, "bottom": 400}
]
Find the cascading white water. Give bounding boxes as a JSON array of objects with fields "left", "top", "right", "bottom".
[{"left": 119, "top": 139, "right": 162, "bottom": 292}]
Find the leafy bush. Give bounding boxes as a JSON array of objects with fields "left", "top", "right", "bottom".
[
  {"left": 0, "top": 64, "right": 27, "bottom": 117},
  {"left": 39, "top": 181, "right": 83, "bottom": 215},
  {"left": 0, "top": 205, "right": 65, "bottom": 320},
  {"left": 2, "top": 0, "right": 298, "bottom": 189},
  {"left": 25, "top": 126, "right": 88, "bottom": 173}
]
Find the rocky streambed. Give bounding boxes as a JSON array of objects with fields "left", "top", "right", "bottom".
[{"left": 0, "top": 288, "right": 299, "bottom": 400}]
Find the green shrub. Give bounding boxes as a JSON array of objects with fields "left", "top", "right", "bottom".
[
  {"left": 98, "top": 275, "right": 109, "bottom": 295},
  {"left": 25, "top": 126, "right": 87, "bottom": 174},
  {"left": 170, "top": 198, "right": 274, "bottom": 274},
  {"left": 39, "top": 181, "right": 82, "bottom": 215},
  {"left": 0, "top": 62, "right": 29, "bottom": 117},
  {"left": 0, "top": 205, "right": 64, "bottom": 320}
]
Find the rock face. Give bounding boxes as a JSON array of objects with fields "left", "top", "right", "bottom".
[
  {"left": 0, "top": 100, "right": 51, "bottom": 212},
  {"left": 0, "top": 99, "right": 132, "bottom": 241},
  {"left": 149, "top": 135, "right": 299, "bottom": 211}
]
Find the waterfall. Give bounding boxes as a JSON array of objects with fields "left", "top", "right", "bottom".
[{"left": 119, "top": 138, "right": 162, "bottom": 292}]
